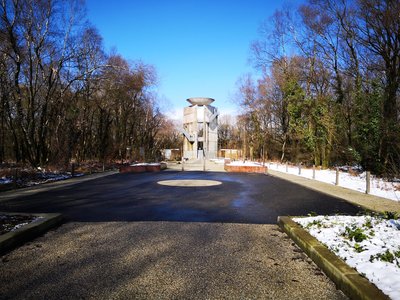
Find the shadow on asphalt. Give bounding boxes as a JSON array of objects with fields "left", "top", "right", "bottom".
[{"left": 0, "top": 171, "right": 364, "bottom": 224}]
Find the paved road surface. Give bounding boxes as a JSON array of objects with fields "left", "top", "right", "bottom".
[
  {"left": 0, "top": 171, "right": 363, "bottom": 223},
  {"left": 0, "top": 171, "right": 361, "bottom": 299}
]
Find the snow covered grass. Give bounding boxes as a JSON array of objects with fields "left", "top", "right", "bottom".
[
  {"left": 268, "top": 162, "right": 400, "bottom": 202},
  {"left": 293, "top": 214, "right": 400, "bottom": 299}
]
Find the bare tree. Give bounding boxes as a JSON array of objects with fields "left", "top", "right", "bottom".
[{"left": 0, "top": 0, "right": 170, "bottom": 167}]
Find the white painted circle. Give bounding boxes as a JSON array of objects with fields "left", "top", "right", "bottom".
[{"left": 157, "top": 180, "right": 222, "bottom": 187}]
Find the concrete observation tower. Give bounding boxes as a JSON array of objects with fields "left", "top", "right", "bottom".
[{"left": 182, "top": 97, "right": 219, "bottom": 160}]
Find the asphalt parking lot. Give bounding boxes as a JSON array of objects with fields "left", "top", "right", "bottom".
[
  {"left": 0, "top": 171, "right": 363, "bottom": 223},
  {"left": 0, "top": 170, "right": 364, "bottom": 299}
]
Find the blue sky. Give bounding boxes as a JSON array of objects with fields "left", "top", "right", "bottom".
[{"left": 85, "top": 1, "right": 285, "bottom": 119}]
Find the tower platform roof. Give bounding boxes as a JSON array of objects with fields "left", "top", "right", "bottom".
[{"left": 186, "top": 97, "right": 215, "bottom": 106}]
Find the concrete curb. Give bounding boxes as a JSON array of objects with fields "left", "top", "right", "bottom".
[
  {"left": 0, "top": 212, "right": 63, "bottom": 255},
  {"left": 277, "top": 216, "right": 389, "bottom": 300}
]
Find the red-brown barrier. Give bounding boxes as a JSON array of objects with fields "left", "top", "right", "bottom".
[{"left": 119, "top": 163, "right": 166, "bottom": 173}]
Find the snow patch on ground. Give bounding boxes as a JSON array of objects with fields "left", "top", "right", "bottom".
[
  {"left": 209, "top": 159, "right": 225, "bottom": 165},
  {"left": 24, "top": 174, "right": 73, "bottom": 187},
  {"left": 209, "top": 159, "right": 265, "bottom": 167},
  {"left": 0, "top": 172, "right": 83, "bottom": 187},
  {"left": 0, "top": 177, "right": 12, "bottom": 185},
  {"left": 227, "top": 161, "right": 263, "bottom": 167},
  {"left": 0, "top": 175, "right": 71, "bottom": 186},
  {"left": 293, "top": 215, "right": 400, "bottom": 300},
  {"left": 130, "top": 163, "right": 161, "bottom": 166},
  {"left": 268, "top": 163, "right": 400, "bottom": 202},
  {"left": 11, "top": 216, "right": 44, "bottom": 231},
  {"left": 0, "top": 214, "right": 44, "bottom": 235}
]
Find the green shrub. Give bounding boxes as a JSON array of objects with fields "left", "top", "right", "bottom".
[
  {"left": 382, "top": 211, "right": 399, "bottom": 220},
  {"left": 354, "top": 243, "right": 366, "bottom": 253},
  {"left": 306, "top": 219, "right": 323, "bottom": 229},
  {"left": 363, "top": 218, "right": 373, "bottom": 229},
  {"left": 344, "top": 226, "right": 368, "bottom": 243},
  {"left": 370, "top": 250, "right": 395, "bottom": 264}
]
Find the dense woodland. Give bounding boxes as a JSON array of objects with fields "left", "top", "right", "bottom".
[
  {"left": 0, "top": 0, "right": 179, "bottom": 168},
  {"left": 231, "top": 0, "right": 400, "bottom": 177},
  {"left": 1, "top": 0, "right": 400, "bottom": 178}
]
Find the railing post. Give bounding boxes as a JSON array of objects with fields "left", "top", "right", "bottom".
[
  {"left": 286, "top": 163, "right": 288, "bottom": 172},
  {"left": 13, "top": 168, "right": 18, "bottom": 189},
  {"left": 298, "top": 164, "right": 301, "bottom": 175},
  {"left": 366, "top": 171, "right": 371, "bottom": 194},
  {"left": 312, "top": 165, "right": 316, "bottom": 179},
  {"left": 335, "top": 167, "right": 339, "bottom": 186}
]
